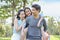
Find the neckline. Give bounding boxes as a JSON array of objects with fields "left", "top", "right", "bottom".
[{"left": 33, "top": 15, "right": 40, "bottom": 20}]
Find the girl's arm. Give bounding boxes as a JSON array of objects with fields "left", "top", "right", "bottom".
[
  {"left": 14, "top": 18, "right": 22, "bottom": 32},
  {"left": 43, "top": 19, "right": 47, "bottom": 32},
  {"left": 37, "top": 17, "right": 44, "bottom": 27},
  {"left": 38, "top": 13, "right": 44, "bottom": 27}
]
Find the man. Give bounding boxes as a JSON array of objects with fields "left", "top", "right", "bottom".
[{"left": 25, "top": 4, "right": 47, "bottom": 40}]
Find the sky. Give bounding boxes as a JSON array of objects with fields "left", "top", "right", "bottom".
[
  {"left": 42, "top": 0, "right": 60, "bottom": 2},
  {"left": 44, "top": 2, "right": 60, "bottom": 17},
  {"left": 41, "top": 0, "right": 60, "bottom": 17}
]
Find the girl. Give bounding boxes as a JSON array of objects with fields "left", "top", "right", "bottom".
[
  {"left": 37, "top": 12, "right": 50, "bottom": 40},
  {"left": 41, "top": 27, "right": 50, "bottom": 40},
  {"left": 24, "top": 7, "right": 32, "bottom": 17},
  {"left": 11, "top": 9, "right": 26, "bottom": 40},
  {"left": 23, "top": 7, "right": 32, "bottom": 40}
]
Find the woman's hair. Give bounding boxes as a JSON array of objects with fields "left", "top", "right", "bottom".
[
  {"left": 17, "top": 9, "right": 25, "bottom": 20},
  {"left": 24, "top": 7, "right": 32, "bottom": 17}
]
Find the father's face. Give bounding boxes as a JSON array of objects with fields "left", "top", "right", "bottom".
[{"left": 32, "top": 7, "right": 39, "bottom": 15}]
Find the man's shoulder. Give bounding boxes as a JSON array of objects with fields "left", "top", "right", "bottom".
[{"left": 26, "top": 15, "right": 33, "bottom": 19}]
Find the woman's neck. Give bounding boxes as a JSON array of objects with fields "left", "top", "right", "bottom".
[
  {"left": 20, "top": 18, "right": 25, "bottom": 21},
  {"left": 27, "top": 14, "right": 31, "bottom": 17}
]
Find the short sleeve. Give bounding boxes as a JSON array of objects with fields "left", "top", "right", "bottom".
[
  {"left": 43, "top": 19, "right": 47, "bottom": 32},
  {"left": 25, "top": 17, "right": 29, "bottom": 28}
]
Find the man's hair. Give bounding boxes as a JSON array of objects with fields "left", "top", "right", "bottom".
[{"left": 32, "top": 4, "right": 41, "bottom": 12}]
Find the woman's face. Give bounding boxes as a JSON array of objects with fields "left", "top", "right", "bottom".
[
  {"left": 19, "top": 11, "right": 25, "bottom": 19},
  {"left": 25, "top": 9, "right": 31, "bottom": 16}
]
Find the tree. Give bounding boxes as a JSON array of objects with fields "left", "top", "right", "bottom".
[
  {"left": 0, "top": 0, "right": 39, "bottom": 26},
  {"left": 0, "top": 0, "right": 39, "bottom": 36},
  {"left": 0, "top": 24, "right": 6, "bottom": 37},
  {"left": 0, "top": 6, "right": 11, "bottom": 24},
  {"left": 57, "top": 21, "right": 60, "bottom": 35},
  {"left": 47, "top": 16, "right": 60, "bottom": 35}
]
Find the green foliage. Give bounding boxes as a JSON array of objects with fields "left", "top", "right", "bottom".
[
  {"left": 46, "top": 16, "right": 60, "bottom": 35},
  {"left": 5, "top": 25, "right": 12, "bottom": 37},
  {"left": 0, "top": 8, "right": 12, "bottom": 19},
  {"left": 0, "top": 24, "right": 12, "bottom": 37},
  {"left": 0, "top": 24, "right": 6, "bottom": 37}
]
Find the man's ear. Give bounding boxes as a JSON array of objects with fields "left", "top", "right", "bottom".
[{"left": 38, "top": 10, "right": 40, "bottom": 13}]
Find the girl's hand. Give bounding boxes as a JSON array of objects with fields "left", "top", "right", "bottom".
[
  {"left": 23, "top": 19, "right": 26, "bottom": 22},
  {"left": 19, "top": 26, "right": 22, "bottom": 30},
  {"left": 37, "top": 20, "right": 41, "bottom": 27},
  {"left": 37, "top": 22, "right": 40, "bottom": 27}
]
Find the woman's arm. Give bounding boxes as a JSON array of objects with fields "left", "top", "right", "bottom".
[
  {"left": 14, "top": 18, "right": 22, "bottom": 32},
  {"left": 43, "top": 19, "right": 47, "bottom": 32},
  {"left": 37, "top": 17, "right": 44, "bottom": 27}
]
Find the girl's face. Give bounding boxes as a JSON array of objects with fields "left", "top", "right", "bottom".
[
  {"left": 19, "top": 11, "right": 25, "bottom": 20},
  {"left": 25, "top": 9, "right": 31, "bottom": 16}
]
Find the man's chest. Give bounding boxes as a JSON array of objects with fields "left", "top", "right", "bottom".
[{"left": 28, "top": 18, "right": 40, "bottom": 27}]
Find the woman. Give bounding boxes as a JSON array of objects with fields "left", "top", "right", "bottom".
[
  {"left": 24, "top": 7, "right": 32, "bottom": 17},
  {"left": 23, "top": 7, "right": 32, "bottom": 40},
  {"left": 37, "top": 11, "right": 50, "bottom": 40},
  {"left": 11, "top": 9, "right": 26, "bottom": 40},
  {"left": 37, "top": 12, "right": 44, "bottom": 27},
  {"left": 25, "top": 4, "right": 47, "bottom": 40}
]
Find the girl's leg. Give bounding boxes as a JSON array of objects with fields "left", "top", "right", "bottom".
[
  {"left": 24, "top": 27, "right": 28, "bottom": 40},
  {"left": 43, "top": 32, "right": 49, "bottom": 40},
  {"left": 20, "top": 27, "right": 25, "bottom": 40},
  {"left": 41, "top": 27, "right": 44, "bottom": 40}
]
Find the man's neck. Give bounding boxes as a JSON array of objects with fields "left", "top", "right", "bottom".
[{"left": 33, "top": 14, "right": 39, "bottom": 19}]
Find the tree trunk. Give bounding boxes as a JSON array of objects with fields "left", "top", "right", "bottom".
[
  {"left": 12, "top": 10, "right": 14, "bottom": 26},
  {"left": 12, "top": 0, "right": 15, "bottom": 26},
  {"left": 11, "top": 0, "right": 15, "bottom": 34},
  {"left": 23, "top": 0, "right": 26, "bottom": 8}
]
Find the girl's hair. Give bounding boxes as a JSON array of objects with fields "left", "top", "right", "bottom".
[
  {"left": 17, "top": 9, "right": 25, "bottom": 20},
  {"left": 24, "top": 7, "right": 32, "bottom": 17}
]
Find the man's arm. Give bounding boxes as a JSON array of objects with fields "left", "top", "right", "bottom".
[{"left": 25, "top": 17, "right": 29, "bottom": 28}]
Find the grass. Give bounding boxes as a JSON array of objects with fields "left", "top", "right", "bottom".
[
  {"left": 0, "top": 37, "right": 11, "bottom": 40},
  {"left": 50, "top": 35, "right": 60, "bottom": 40},
  {"left": 0, "top": 35, "right": 60, "bottom": 40}
]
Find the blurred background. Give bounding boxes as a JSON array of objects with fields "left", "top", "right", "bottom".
[{"left": 0, "top": 0, "right": 60, "bottom": 40}]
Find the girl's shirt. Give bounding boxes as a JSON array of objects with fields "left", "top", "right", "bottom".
[{"left": 13, "top": 19, "right": 26, "bottom": 34}]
